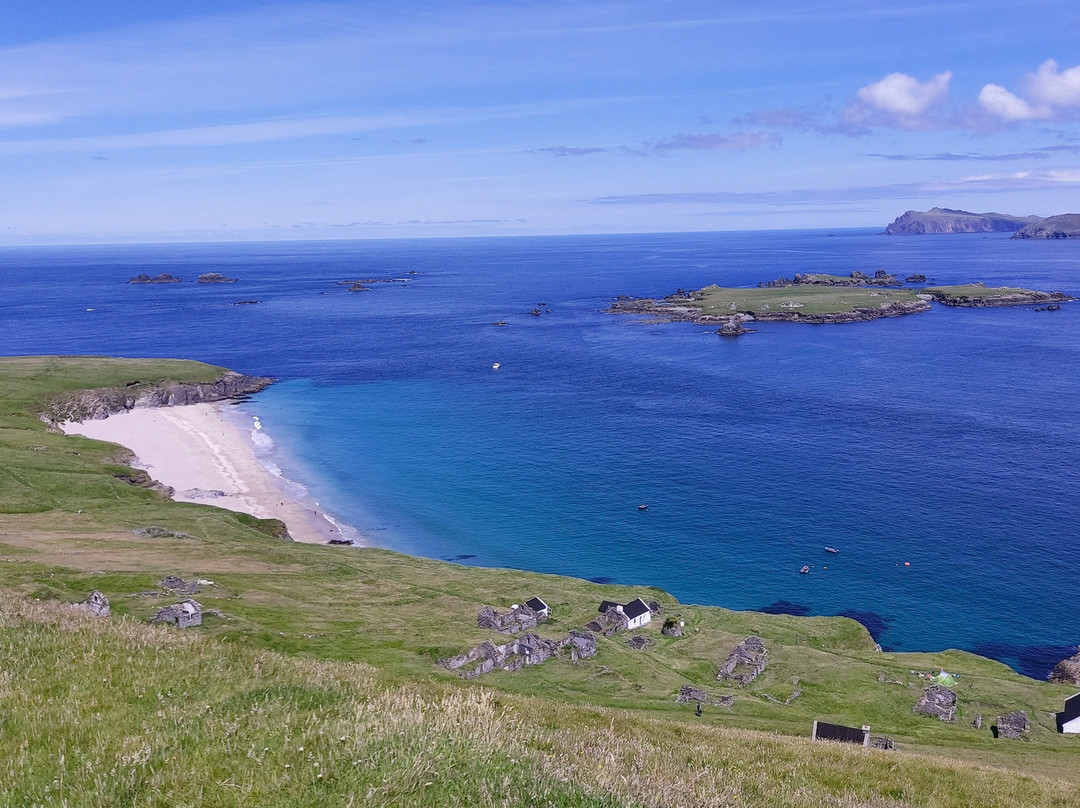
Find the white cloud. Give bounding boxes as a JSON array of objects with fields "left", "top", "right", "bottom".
[
  {"left": 1027, "top": 59, "right": 1080, "bottom": 108},
  {"left": 843, "top": 71, "right": 951, "bottom": 130},
  {"left": 979, "top": 60, "right": 1080, "bottom": 122},
  {"left": 977, "top": 84, "right": 1045, "bottom": 122},
  {"left": 857, "top": 71, "right": 951, "bottom": 117}
]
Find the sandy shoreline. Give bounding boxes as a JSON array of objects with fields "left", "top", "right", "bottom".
[{"left": 62, "top": 403, "right": 359, "bottom": 545}]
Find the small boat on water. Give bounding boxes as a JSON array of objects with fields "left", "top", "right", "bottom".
[
  {"left": 638, "top": 504, "right": 649, "bottom": 511},
  {"left": 800, "top": 565, "right": 810, "bottom": 574},
  {"left": 824, "top": 546, "right": 839, "bottom": 554}
]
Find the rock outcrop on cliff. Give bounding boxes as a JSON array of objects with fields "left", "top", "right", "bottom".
[
  {"left": 42, "top": 371, "right": 273, "bottom": 424},
  {"left": 1010, "top": 213, "right": 1080, "bottom": 239},
  {"left": 885, "top": 208, "right": 1038, "bottom": 235},
  {"left": 1050, "top": 647, "right": 1080, "bottom": 685}
]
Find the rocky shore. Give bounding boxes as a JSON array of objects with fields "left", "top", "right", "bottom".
[
  {"left": 923, "top": 285, "right": 1074, "bottom": 307},
  {"left": 42, "top": 370, "right": 273, "bottom": 425}
]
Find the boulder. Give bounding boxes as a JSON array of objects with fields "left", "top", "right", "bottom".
[
  {"left": 676, "top": 685, "right": 708, "bottom": 704},
  {"left": 913, "top": 685, "right": 957, "bottom": 722},
  {"left": 627, "top": 635, "right": 653, "bottom": 651}
]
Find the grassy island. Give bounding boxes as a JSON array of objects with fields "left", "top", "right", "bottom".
[{"left": 1, "top": 356, "right": 1079, "bottom": 806}]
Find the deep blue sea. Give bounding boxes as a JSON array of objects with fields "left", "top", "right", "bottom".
[{"left": 3, "top": 229, "right": 1078, "bottom": 678}]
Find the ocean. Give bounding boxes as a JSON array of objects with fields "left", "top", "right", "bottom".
[{"left": 3, "top": 229, "right": 1078, "bottom": 677}]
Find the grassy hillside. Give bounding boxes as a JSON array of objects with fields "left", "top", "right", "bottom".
[{"left": 1, "top": 356, "right": 1078, "bottom": 806}]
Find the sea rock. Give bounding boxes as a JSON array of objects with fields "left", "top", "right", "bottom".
[
  {"left": 152, "top": 599, "right": 203, "bottom": 629},
  {"left": 197, "top": 272, "right": 237, "bottom": 283},
  {"left": 1010, "top": 213, "right": 1080, "bottom": 239},
  {"left": 886, "top": 208, "right": 1038, "bottom": 235},
  {"left": 905, "top": 273, "right": 927, "bottom": 283},
  {"left": 718, "top": 636, "right": 768, "bottom": 685},
  {"left": 79, "top": 590, "right": 110, "bottom": 618},
  {"left": 913, "top": 684, "right": 957, "bottom": 722},
  {"left": 715, "top": 317, "right": 754, "bottom": 337},
  {"left": 1049, "top": 647, "right": 1080, "bottom": 685},
  {"left": 996, "top": 710, "right": 1029, "bottom": 739},
  {"left": 128, "top": 273, "right": 182, "bottom": 283}
]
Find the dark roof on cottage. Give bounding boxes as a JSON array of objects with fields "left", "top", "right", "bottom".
[
  {"left": 623, "top": 598, "right": 651, "bottom": 620},
  {"left": 1063, "top": 692, "right": 1080, "bottom": 721},
  {"left": 525, "top": 596, "right": 549, "bottom": 613},
  {"left": 598, "top": 600, "right": 620, "bottom": 613}
]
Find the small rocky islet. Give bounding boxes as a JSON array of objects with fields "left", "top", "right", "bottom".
[{"left": 609, "top": 275, "right": 1073, "bottom": 336}]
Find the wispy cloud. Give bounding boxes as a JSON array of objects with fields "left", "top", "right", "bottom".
[
  {"left": 589, "top": 168, "right": 1080, "bottom": 206},
  {"left": 533, "top": 130, "right": 781, "bottom": 158},
  {"left": 647, "top": 130, "right": 782, "bottom": 151}
]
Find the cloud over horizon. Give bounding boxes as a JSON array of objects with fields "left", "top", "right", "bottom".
[
  {"left": 843, "top": 71, "right": 952, "bottom": 130},
  {"left": 979, "top": 60, "right": 1080, "bottom": 122}
]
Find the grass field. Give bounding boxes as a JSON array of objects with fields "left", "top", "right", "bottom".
[
  {"left": 688, "top": 285, "right": 921, "bottom": 316},
  {"left": 1, "top": 356, "right": 1078, "bottom": 806}
]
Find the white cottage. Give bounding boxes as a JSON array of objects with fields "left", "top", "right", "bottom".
[
  {"left": 1058, "top": 693, "right": 1080, "bottom": 734},
  {"left": 622, "top": 598, "right": 652, "bottom": 630}
]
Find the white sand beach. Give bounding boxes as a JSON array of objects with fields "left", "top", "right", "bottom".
[{"left": 62, "top": 403, "right": 354, "bottom": 545}]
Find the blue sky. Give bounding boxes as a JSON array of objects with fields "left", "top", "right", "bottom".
[{"left": 1, "top": 0, "right": 1079, "bottom": 243}]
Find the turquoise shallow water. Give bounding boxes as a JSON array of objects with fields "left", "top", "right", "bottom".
[{"left": 2, "top": 230, "right": 1078, "bottom": 676}]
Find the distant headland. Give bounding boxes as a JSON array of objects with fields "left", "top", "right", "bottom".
[{"left": 885, "top": 207, "right": 1080, "bottom": 238}]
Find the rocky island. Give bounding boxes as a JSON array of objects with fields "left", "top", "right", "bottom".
[
  {"left": 197, "top": 272, "right": 238, "bottom": 283},
  {"left": 1010, "top": 213, "right": 1080, "bottom": 239},
  {"left": 128, "top": 273, "right": 182, "bottom": 283},
  {"left": 923, "top": 283, "right": 1074, "bottom": 307},
  {"left": 610, "top": 280, "right": 1073, "bottom": 335},
  {"left": 885, "top": 208, "right": 1039, "bottom": 235}
]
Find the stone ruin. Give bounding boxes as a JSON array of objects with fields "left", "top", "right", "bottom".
[
  {"left": 675, "top": 685, "right": 734, "bottom": 707},
  {"left": 661, "top": 617, "right": 683, "bottom": 637},
  {"left": 996, "top": 710, "right": 1029, "bottom": 739},
  {"left": 151, "top": 599, "right": 203, "bottom": 629},
  {"left": 867, "top": 735, "right": 894, "bottom": 750},
  {"left": 78, "top": 590, "right": 110, "bottom": 618},
  {"left": 438, "top": 629, "right": 597, "bottom": 679},
  {"left": 627, "top": 635, "right": 654, "bottom": 651},
  {"left": 913, "top": 684, "right": 957, "bottom": 722},
  {"left": 159, "top": 575, "right": 201, "bottom": 596},
  {"left": 584, "top": 606, "right": 628, "bottom": 637},
  {"left": 1050, "top": 647, "right": 1080, "bottom": 685},
  {"left": 717, "top": 636, "right": 768, "bottom": 685},
  {"left": 476, "top": 603, "right": 546, "bottom": 635}
]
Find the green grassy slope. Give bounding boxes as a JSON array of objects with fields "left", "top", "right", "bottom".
[{"left": 1, "top": 356, "right": 1078, "bottom": 806}]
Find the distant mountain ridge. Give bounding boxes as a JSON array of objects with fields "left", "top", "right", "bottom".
[
  {"left": 1010, "top": 213, "right": 1080, "bottom": 239},
  {"left": 885, "top": 208, "right": 1039, "bottom": 235}
]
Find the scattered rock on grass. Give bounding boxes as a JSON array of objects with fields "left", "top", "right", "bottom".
[{"left": 913, "top": 684, "right": 957, "bottom": 722}]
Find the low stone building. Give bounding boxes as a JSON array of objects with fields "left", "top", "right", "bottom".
[
  {"left": 152, "top": 599, "right": 203, "bottom": 629},
  {"left": 717, "top": 636, "right": 768, "bottom": 685},
  {"left": 438, "top": 629, "right": 597, "bottom": 679},
  {"left": 79, "top": 590, "right": 110, "bottom": 618},
  {"left": 996, "top": 710, "right": 1029, "bottom": 739},
  {"left": 476, "top": 602, "right": 547, "bottom": 634},
  {"left": 913, "top": 685, "right": 957, "bottom": 722}
]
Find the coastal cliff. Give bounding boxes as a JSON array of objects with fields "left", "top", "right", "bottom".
[
  {"left": 885, "top": 208, "right": 1038, "bottom": 235},
  {"left": 1010, "top": 213, "right": 1080, "bottom": 239},
  {"left": 42, "top": 370, "right": 273, "bottom": 425}
]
